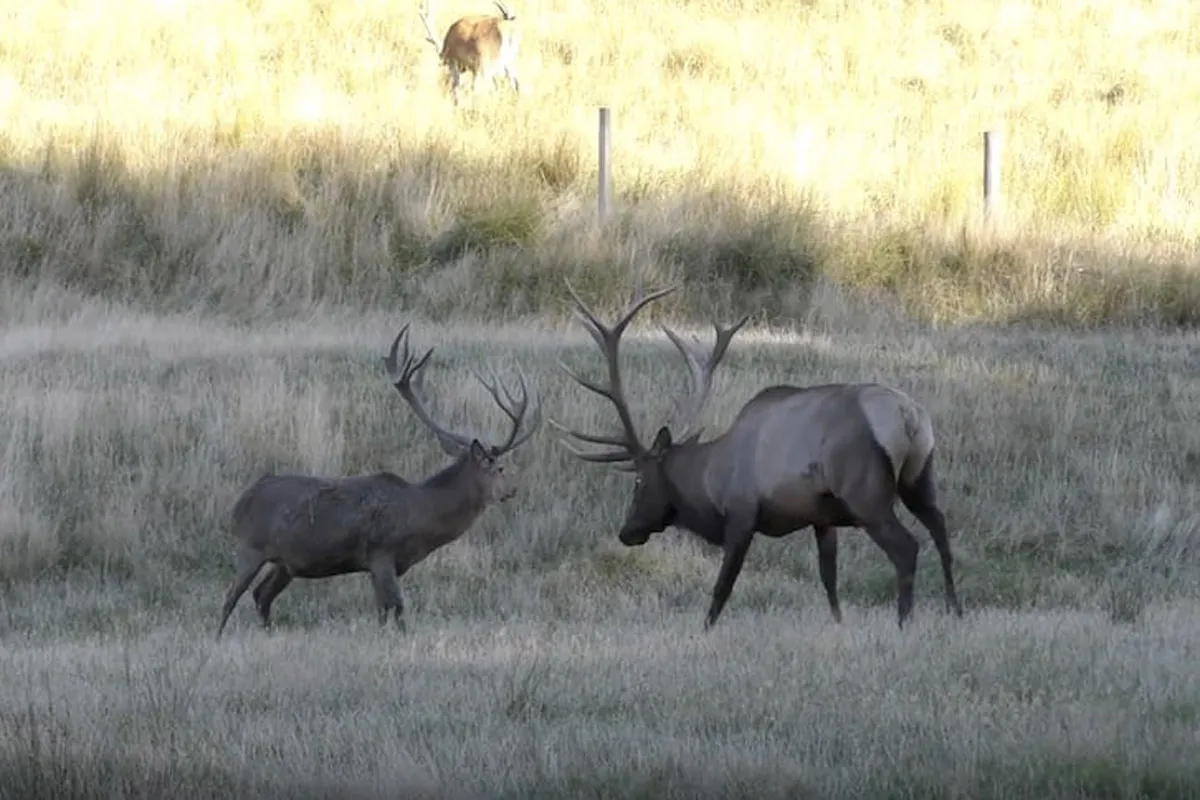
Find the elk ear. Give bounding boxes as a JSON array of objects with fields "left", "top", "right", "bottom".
[
  {"left": 650, "top": 426, "right": 672, "bottom": 457},
  {"left": 469, "top": 439, "right": 489, "bottom": 461}
]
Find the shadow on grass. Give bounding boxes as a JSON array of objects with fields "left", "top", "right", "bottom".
[{"left": 0, "top": 756, "right": 452, "bottom": 800}]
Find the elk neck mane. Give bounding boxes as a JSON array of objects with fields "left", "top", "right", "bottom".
[{"left": 660, "top": 436, "right": 727, "bottom": 543}]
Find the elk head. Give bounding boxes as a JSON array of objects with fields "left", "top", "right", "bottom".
[
  {"left": 384, "top": 324, "right": 541, "bottom": 503},
  {"left": 552, "top": 282, "right": 748, "bottom": 545}
]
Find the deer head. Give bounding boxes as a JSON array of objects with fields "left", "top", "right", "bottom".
[{"left": 384, "top": 324, "right": 542, "bottom": 503}]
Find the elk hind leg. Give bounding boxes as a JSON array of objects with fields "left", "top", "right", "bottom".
[
  {"left": 898, "top": 454, "right": 962, "bottom": 617},
  {"left": 861, "top": 510, "right": 920, "bottom": 628},
  {"left": 813, "top": 526, "right": 842, "bottom": 623},
  {"left": 252, "top": 564, "right": 293, "bottom": 628},
  {"left": 216, "top": 548, "right": 266, "bottom": 638}
]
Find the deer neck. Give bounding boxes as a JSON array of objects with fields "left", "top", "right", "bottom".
[{"left": 420, "top": 458, "right": 490, "bottom": 533}]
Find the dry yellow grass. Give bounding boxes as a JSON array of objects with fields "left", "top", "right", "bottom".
[{"left": 1, "top": 0, "right": 1198, "bottom": 323}]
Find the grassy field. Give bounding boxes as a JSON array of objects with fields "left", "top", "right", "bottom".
[
  {"left": 2, "top": 282, "right": 1199, "bottom": 796},
  {"left": 2, "top": 0, "right": 1200, "bottom": 795}
]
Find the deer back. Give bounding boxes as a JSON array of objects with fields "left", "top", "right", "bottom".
[{"left": 442, "top": 15, "right": 511, "bottom": 67}]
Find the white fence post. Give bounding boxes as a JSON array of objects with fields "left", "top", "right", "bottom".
[
  {"left": 983, "top": 129, "right": 1002, "bottom": 221},
  {"left": 598, "top": 107, "right": 612, "bottom": 222}
]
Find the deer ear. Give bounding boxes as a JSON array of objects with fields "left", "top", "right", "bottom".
[
  {"left": 469, "top": 439, "right": 488, "bottom": 461},
  {"left": 650, "top": 426, "right": 672, "bottom": 456}
]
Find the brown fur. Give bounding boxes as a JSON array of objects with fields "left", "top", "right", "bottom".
[
  {"left": 419, "top": 1, "right": 520, "bottom": 106},
  {"left": 553, "top": 282, "right": 963, "bottom": 630},
  {"left": 215, "top": 324, "right": 541, "bottom": 637}
]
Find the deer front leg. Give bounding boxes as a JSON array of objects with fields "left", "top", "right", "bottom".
[
  {"left": 704, "top": 519, "right": 755, "bottom": 630},
  {"left": 368, "top": 557, "right": 407, "bottom": 632},
  {"left": 813, "top": 526, "right": 842, "bottom": 623}
]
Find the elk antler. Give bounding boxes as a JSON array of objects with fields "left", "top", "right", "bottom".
[
  {"left": 552, "top": 279, "right": 677, "bottom": 467},
  {"left": 493, "top": 0, "right": 515, "bottom": 20},
  {"left": 417, "top": 0, "right": 439, "bottom": 48},
  {"left": 471, "top": 364, "right": 543, "bottom": 456},
  {"left": 661, "top": 315, "right": 750, "bottom": 440}
]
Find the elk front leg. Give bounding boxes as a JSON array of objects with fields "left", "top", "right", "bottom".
[
  {"left": 368, "top": 557, "right": 407, "bottom": 632},
  {"left": 704, "top": 520, "right": 755, "bottom": 630},
  {"left": 813, "top": 526, "right": 842, "bottom": 623}
]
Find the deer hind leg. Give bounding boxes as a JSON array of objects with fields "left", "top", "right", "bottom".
[
  {"left": 899, "top": 454, "right": 962, "bottom": 617},
  {"left": 813, "top": 526, "right": 842, "bottom": 623},
  {"left": 368, "top": 557, "right": 407, "bottom": 632},
  {"left": 216, "top": 548, "right": 266, "bottom": 638},
  {"left": 447, "top": 65, "right": 462, "bottom": 106},
  {"left": 251, "top": 564, "right": 293, "bottom": 628}
]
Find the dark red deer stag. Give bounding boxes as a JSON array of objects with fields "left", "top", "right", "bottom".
[{"left": 216, "top": 324, "right": 541, "bottom": 637}]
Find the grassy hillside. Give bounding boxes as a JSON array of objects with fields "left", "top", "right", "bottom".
[{"left": 1, "top": 0, "right": 1198, "bottom": 324}]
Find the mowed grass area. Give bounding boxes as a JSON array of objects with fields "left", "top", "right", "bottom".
[
  {"left": 3, "top": 610, "right": 1199, "bottom": 798},
  {"left": 2, "top": 283, "right": 1199, "bottom": 796},
  {"left": 1, "top": 0, "right": 1199, "bottom": 324}
]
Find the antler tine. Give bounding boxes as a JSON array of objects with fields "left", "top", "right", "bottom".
[
  {"left": 547, "top": 417, "right": 637, "bottom": 462},
  {"left": 383, "top": 325, "right": 475, "bottom": 457},
  {"left": 558, "top": 279, "right": 678, "bottom": 461},
  {"left": 502, "top": 383, "right": 543, "bottom": 454},
  {"left": 471, "top": 364, "right": 542, "bottom": 455},
  {"left": 661, "top": 313, "right": 751, "bottom": 439},
  {"left": 417, "top": 0, "right": 438, "bottom": 47}
]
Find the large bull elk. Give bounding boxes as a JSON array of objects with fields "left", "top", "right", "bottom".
[
  {"left": 553, "top": 282, "right": 963, "bottom": 630},
  {"left": 418, "top": 0, "right": 520, "bottom": 106},
  {"left": 215, "top": 324, "right": 542, "bottom": 637}
]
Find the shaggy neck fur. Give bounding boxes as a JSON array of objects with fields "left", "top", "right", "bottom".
[
  {"left": 418, "top": 452, "right": 490, "bottom": 532},
  {"left": 662, "top": 440, "right": 728, "bottom": 546}
]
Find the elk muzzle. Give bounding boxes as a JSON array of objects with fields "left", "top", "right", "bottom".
[{"left": 618, "top": 526, "right": 651, "bottom": 546}]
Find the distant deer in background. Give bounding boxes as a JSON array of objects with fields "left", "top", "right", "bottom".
[
  {"left": 215, "top": 324, "right": 542, "bottom": 638},
  {"left": 418, "top": 0, "right": 521, "bottom": 106}
]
